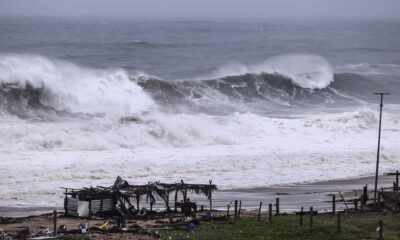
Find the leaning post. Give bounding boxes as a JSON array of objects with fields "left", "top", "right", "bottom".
[
  {"left": 258, "top": 202, "right": 262, "bottom": 221},
  {"left": 373, "top": 92, "right": 390, "bottom": 210}
]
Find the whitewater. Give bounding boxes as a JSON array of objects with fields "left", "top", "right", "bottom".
[
  {"left": 0, "top": 53, "right": 399, "bottom": 208},
  {"left": 0, "top": 18, "right": 400, "bottom": 210}
]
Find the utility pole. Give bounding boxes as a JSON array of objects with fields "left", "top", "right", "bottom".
[{"left": 373, "top": 92, "right": 390, "bottom": 210}]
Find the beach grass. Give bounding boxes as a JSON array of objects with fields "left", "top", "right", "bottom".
[{"left": 161, "top": 211, "right": 400, "bottom": 240}]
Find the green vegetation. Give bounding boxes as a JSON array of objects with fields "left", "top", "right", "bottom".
[{"left": 161, "top": 211, "right": 400, "bottom": 240}]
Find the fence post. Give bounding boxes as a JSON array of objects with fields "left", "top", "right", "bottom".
[
  {"left": 234, "top": 200, "right": 238, "bottom": 218},
  {"left": 227, "top": 204, "right": 230, "bottom": 217},
  {"left": 332, "top": 195, "right": 336, "bottom": 214},
  {"left": 337, "top": 212, "right": 341, "bottom": 232},
  {"left": 396, "top": 171, "right": 399, "bottom": 191},
  {"left": 363, "top": 185, "right": 368, "bottom": 205},
  {"left": 53, "top": 210, "right": 57, "bottom": 235},
  {"left": 276, "top": 198, "right": 280, "bottom": 216},
  {"left": 300, "top": 206, "right": 303, "bottom": 226},
  {"left": 310, "top": 207, "right": 313, "bottom": 228},
  {"left": 379, "top": 220, "right": 383, "bottom": 240},
  {"left": 268, "top": 204, "right": 272, "bottom": 223},
  {"left": 238, "top": 200, "right": 242, "bottom": 218},
  {"left": 258, "top": 202, "right": 262, "bottom": 221},
  {"left": 354, "top": 199, "right": 358, "bottom": 211}
]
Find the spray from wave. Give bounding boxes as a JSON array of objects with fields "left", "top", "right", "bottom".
[
  {"left": 204, "top": 54, "right": 334, "bottom": 89},
  {"left": 0, "top": 54, "right": 155, "bottom": 117},
  {"left": 0, "top": 53, "right": 399, "bottom": 152}
]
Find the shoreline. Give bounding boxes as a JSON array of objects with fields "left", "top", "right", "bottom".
[{"left": 1, "top": 173, "right": 396, "bottom": 218}]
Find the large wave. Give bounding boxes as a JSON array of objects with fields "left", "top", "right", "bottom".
[
  {"left": 1, "top": 53, "right": 399, "bottom": 119},
  {"left": 0, "top": 54, "right": 155, "bottom": 117}
]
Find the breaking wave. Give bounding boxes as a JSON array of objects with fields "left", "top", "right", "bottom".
[
  {"left": 0, "top": 54, "right": 155, "bottom": 117},
  {"left": 0, "top": 53, "right": 399, "bottom": 119}
]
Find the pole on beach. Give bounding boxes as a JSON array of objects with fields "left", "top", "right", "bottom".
[
  {"left": 300, "top": 206, "right": 303, "bottom": 225},
  {"left": 238, "top": 200, "right": 242, "bottom": 218},
  {"left": 258, "top": 202, "right": 262, "bottom": 221},
  {"left": 269, "top": 204, "right": 273, "bottom": 223},
  {"left": 332, "top": 195, "right": 336, "bottom": 214},
  {"left": 53, "top": 210, "right": 57, "bottom": 235},
  {"left": 309, "top": 207, "right": 313, "bottom": 228},
  {"left": 373, "top": 92, "right": 390, "bottom": 210},
  {"left": 276, "top": 198, "right": 280, "bottom": 216},
  {"left": 234, "top": 200, "right": 238, "bottom": 218}
]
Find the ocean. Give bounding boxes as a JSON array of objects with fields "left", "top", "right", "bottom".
[{"left": 0, "top": 17, "right": 400, "bottom": 209}]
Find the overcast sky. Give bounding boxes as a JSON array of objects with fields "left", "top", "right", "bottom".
[{"left": 1, "top": 0, "right": 399, "bottom": 20}]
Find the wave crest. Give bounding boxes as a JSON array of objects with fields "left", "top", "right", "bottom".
[
  {"left": 206, "top": 54, "right": 334, "bottom": 89},
  {"left": 0, "top": 54, "right": 155, "bottom": 116}
]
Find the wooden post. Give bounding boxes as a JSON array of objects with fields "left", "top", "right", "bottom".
[
  {"left": 276, "top": 198, "right": 280, "bottom": 216},
  {"left": 136, "top": 196, "right": 140, "bottom": 210},
  {"left": 258, "top": 202, "right": 262, "bottom": 221},
  {"left": 363, "top": 185, "right": 368, "bottom": 205},
  {"left": 393, "top": 182, "right": 396, "bottom": 191},
  {"left": 309, "top": 207, "right": 313, "bottom": 228},
  {"left": 332, "top": 195, "right": 336, "bottom": 214},
  {"left": 174, "top": 191, "right": 178, "bottom": 212},
  {"left": 201, "top": 205, "right": 204, "bottom": 211},
  {"left": 53, "top": 210, "right": 57, "bottom": 234},
  {"left": 209, "top": 180, "right": 213, "bottom": 211},
  {"left": 150, "top": 201, "right": 153, "bottom": 212},
  {"left": 227, "top": 204, "right": 230, "bottom": 217},
  {"left": 379, "top": 220, "right": 383, "bottom": 240},
  {"left": 396, "top": 171, "right": 399, "bottom": 191},
  {"left": 268, "top": 204, "right": 272, "bottom": 223},
  {"left": 64, "top": 188, "right": 68, "bottom": 214},
  {"left": 238, "top": 200, "right": 242, "bottom": 218},
  {"left": 209, "top": 191, "right": 212, "bottom": 211},
  {"left": 166, "top": 194, "right": 170, "bottom": 213},
  {"left": 354, "top": 199, "right": 358, "bottom": 211},
  {"left": 234, "top": 200, "right": 238, "bottom": 218},
  {"left": 337, "top": 212, "right": 341, "bottom": 232},
  {"left": 183, "top": 190, "right": 187, "bottom": 203},
  {"left": 300, "top": 206, "right": 303, "bottom": 225},
  {"left": 88, "top": 200, "right": 92, "bottom": 218}
]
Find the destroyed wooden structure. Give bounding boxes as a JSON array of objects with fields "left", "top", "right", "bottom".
[{"left": 63, "top": 177, "right": 217, "bottom": 219}]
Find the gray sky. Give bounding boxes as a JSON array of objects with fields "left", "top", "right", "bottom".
[{"left": 1, "top": 0, "right": 400, "bottom": 20}]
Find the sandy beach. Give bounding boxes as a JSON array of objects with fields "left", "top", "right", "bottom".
[{"left": 1, "top": 173, "right": 396, "bottom": 219}]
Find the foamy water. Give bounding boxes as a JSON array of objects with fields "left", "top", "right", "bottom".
[{"left": 1, "top": 18, "right": 400, "bottom": 210}]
